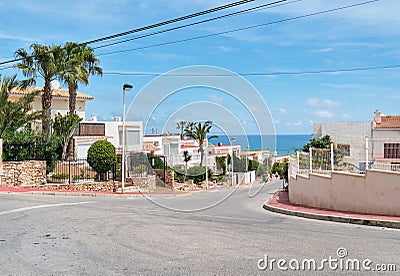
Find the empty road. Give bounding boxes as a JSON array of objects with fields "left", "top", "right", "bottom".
[{"left": 0, "top": 180, "right": 399, "bottom": 275}]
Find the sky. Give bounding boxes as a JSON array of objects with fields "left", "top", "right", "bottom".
[{"left": 0, "top": 0, "right": 399, "bottom": 135}]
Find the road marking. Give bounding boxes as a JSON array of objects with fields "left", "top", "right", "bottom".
[{"left": 0, "top": 202, "right": 93, "bottom": 216}]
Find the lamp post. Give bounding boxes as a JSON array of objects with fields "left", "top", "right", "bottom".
[
  {"left": 122, "top": 83, "right": 133, "bottom": 193},
  {"left": 245, "top": 146, "right": 250, "bottom": 172},
  {"left": 205, "top": 138, "right": 208, "bottom": 190},
  {"left": 230, "top": 137, "right": 237, "bottom": 186}
]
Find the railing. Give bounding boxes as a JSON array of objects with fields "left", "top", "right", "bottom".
[
  {"left": 371, "top": 162, "right": 400, "bottom": 172},
  {"left": 73, "top": 122, "right": 105, "bottom": 136},
  {"left": 49, "top": 159, "right": 116, "bottom": 184}
]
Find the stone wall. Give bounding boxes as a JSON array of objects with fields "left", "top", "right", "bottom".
[
  {"left": 2, "top": 160, "right": 46, "bottom": 186},
  {"left": 127, "top": 175, "right": 156, "bottom": 192},
  {"left": 154, "top": 169, "right": 174, "bottom": 189}
]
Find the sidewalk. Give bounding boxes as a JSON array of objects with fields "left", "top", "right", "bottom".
[
  {"left": 0, "top": 185, "right": 194, "bottom": 198},
  {"left": 0, "top": 183, "right": 235, "bottom": 198},
  {"left": 264, "top": 190, "right": 400, "bottom": 229}
]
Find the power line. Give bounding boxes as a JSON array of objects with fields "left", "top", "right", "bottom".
[
  {"left": 0, "top": 0, "right": 253, "bottom": 67},
  {"left": 97, "top": 0, "right": 379, "bottom": 57},
  {"left": 102, "top": 64, "right": 400, "bottom": 77},
  {"left": 92, "top": 0, "right": 294, "bottom": 50},
  {"left": 81, "top": 0, "right": 254, "bottom": 46}
]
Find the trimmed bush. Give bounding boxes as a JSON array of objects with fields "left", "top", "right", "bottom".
[{"left": 87, "top": 140, "right": 116, "bottom": 180}]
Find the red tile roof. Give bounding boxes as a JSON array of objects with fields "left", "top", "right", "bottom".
[
  {"left": 375, "top": 116, "right": 400, "bottom": 129},
  {"left": 10, "top": 86, "right": 94, "bottom": 100}
]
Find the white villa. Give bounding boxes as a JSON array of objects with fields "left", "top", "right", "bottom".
[
  {"left": 313, "top": 109, "right": 400, "bottom": 167},
  {"left": 9, "top": 86, "right": 93, "bottom": 122}
]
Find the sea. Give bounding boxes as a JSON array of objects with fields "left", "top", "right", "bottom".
[{"left": 209, "top": 134, "right": 312, "bottom": 154}]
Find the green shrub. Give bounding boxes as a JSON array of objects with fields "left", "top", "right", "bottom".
[
  {"left": 51, "top": 173, "right": 69, "bottom": 179},
  {"left": 87, "top": 140, "right": 116, "bottom": 180}
]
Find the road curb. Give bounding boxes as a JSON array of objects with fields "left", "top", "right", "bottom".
[
  {"left": 263, "top": 195, "right": 400, "bottom": 230},
  {"left": 0, "top": 190, "right": 193, "bottom": 198}
]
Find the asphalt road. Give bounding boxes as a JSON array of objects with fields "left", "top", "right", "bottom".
[{"left": 0, "top": 180, "right": 399, "bottom": 275}]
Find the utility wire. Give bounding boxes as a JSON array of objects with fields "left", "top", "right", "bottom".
[
  {"left": 97, "top": 0, "right": 379, "bottom": 57},
  {"left": 102, "top": 64, "right": 400, "bottom": 77},
  {"left": 81, "top": 0, "right": 254, "bottom": 46},
  {"left": 92, "top": 0, "right": 293, "bottom": 50},
  {"left": 0, "top": 0, "right": 253, "bottom": 67}
]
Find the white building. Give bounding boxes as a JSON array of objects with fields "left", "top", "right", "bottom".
[
  {"left": 371, "top": 109, "right": 400, "bottom": 163},
  {"left": 10, "top": 86, "right": 93, "bottom": 121},
  {"left": 73, "top": 117, "right": 142, "bottom": 159},
  {"left": 313, "top": 109, "right": 400, "bottom": 167},
  {"left": 313, "top": 121, "right": 372, "bottom": 163}
]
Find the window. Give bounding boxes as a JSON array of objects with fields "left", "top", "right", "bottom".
[
  {"left": 384, "top": 143, "right": 400, "bottom": 159},
  {"left": 337, "top": 144, "right": 350, "bottom": 157},
  {"left": 119, "top": 129, "right": 140, "bottom": 146}
]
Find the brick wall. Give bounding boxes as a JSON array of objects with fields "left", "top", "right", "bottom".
[{"left": 1, "top": 160, "right": 46, "bottom": 186}]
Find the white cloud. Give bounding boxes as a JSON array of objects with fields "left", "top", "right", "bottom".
[
  {"left": 322, "top": 99, "right": 339, "bottom": 109},
  {"left": 306, "top": 97, "right": 320, "bottom": 107},
  {"left": 314, "top": 110, "right": 334, "bottom": 118},
  {"left": 313, "top": 48, "right": 333, "bottom": 53},
  {"left": 278, "top": 108, "right": 287, "bottom": 114},
  {"left": 306, "top": 97, "right": 340, "bottom": 109}
]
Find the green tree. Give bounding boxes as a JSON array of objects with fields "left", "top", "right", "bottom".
[
  {"left": 215, "top": 156, "right": 227, "bottom": 174},
  {"left": 182, "top": 150, "right": 192, "bottom": 182},
  {"left": 52, "top": 113, "right": 82, "bottom": 160},
  {"left": 271, "top": 160, "right": 288, "bottom": 182},
  {"left": 176, "top": 121, "right": 187, "bottom": 140},
  {"left": 184, "top": 121, "right": 218, "bottom": 167},
  {"left": 301, "top": 134, "right": 333, "bottom": 152},
  {"left": 59, "top": 42, "right": 102, "bottom": 115},
  {"left": 0, "top": 75, "right": 43, "bottom": 138},
  {"left": 15, "top": 43, "right": 64, "bottom": 137},
  {"left": 87, "top": 140, "right": 116, "bottom": 180}
]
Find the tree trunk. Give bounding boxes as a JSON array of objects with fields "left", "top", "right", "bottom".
[
  {"left": 68, "top": 84, "right": 77, "bottom": 115},
  {"left": 199, "top": 147, "right": 204, "bottom": 167},
  {"left": 67, "top": 83, "right": 78, "bottom": 158},
  {"left": 42, "top": 79, "right": 52, "bottom": 137},
  {"left": 183, "top": 163, "right": 188, "bottom": 183}
]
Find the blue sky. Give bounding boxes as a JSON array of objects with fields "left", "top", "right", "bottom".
[{"left": 0, "top": 0, "right": 399, "bottom": 134}]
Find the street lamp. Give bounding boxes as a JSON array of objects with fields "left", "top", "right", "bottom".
[
  {"left": 122, "top": 83, "right": 133, "bottom": 193},
  {"left": 230, "top": 137, "right": 237, "bottom": 187},
  {"left": 205, "top": 138, "right": 208, "bottom": 190},
  {"left": 245, "top": 146, "right": 250, "bottom": 172}
]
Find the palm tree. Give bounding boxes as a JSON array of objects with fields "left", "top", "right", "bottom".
[
  {"left": 182, "top": 150, "right": 192, "bottom": 182},
  {"left": 176, "top": 121, "right": 187, "bottom": 139},
  {"left": 52, "top": 113, "right": 82, "bottom": 160},
  {"left": 59, "top": 42, "right": 102, "bottom": 115},
  {"left": 15, "top": 43, "right": 64, "bottom": 137},
  {"left": 0, "top": 75, "right": 43, "bottom": 138},
  {"left": 184, "top": 121, "right": 218, "bottom": 167}
]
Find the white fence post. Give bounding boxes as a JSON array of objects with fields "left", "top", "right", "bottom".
[
  {"left": 309, "top": 148, "right": 313, "bottom": 174},
  {"left": 331, "top": 143, "right": 334, "bottom": 172},
  {"left": 296, "top": 151, "right": 300, "bottom": 173},
  {"left": 365, "top": 137, "right": 369, "bottom": 170}
]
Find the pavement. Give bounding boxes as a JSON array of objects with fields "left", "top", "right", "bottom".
[
  {"left": 4, "top": 183, "right": 400, "bottom": 230},
  {"left": 264, "top": 189, "right": 400, "bottom": 229},
  {"left": 0, "top": 183, "right": 236, "bottom": 198}
]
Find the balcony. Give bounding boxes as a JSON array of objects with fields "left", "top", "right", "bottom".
[{"left": 73, "top": 122, "right": 105, "bottom": 137}]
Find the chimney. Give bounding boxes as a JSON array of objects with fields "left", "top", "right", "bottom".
[
  {"left": 374, "top": 109, "right": 382, "bottom": 126},
  {"left": 91, "top": 115, "right": 97, "bottom": 122},
  {"left": 114, "top": 116, "right": 121, "bottom": 122}
]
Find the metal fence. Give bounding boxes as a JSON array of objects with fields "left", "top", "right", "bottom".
[
  {"left": 290, "top": 146, "right": 365, "bottom": 178},
  {"left": 49, "top": 159, "right": 117, "bottom": 184}
]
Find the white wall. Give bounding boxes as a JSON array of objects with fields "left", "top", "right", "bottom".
[
  {"left": 289, "top": 170, "right": 400, "bottom": 216},
  {"left": 104, "top": 121, "right": 143, "bottom": 152},
  {"left": 313, "top": 121, "right": 372, "bottom": 163}
]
